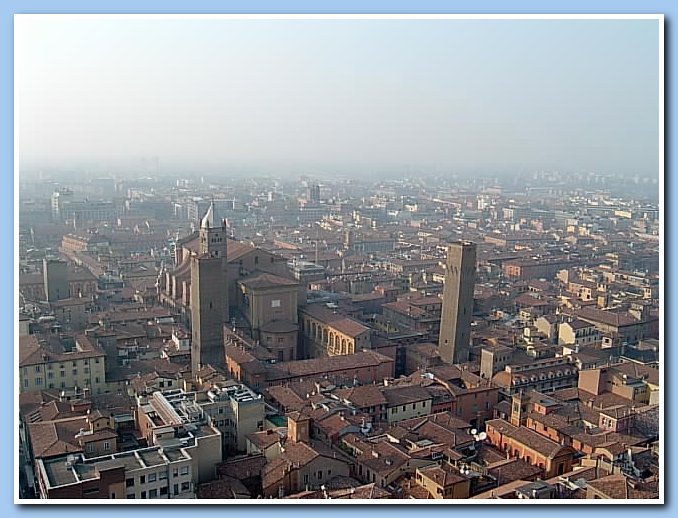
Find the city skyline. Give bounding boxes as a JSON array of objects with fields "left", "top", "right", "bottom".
[
  {"left": 16, "top": 15, "right": 661, "bottom": 177},
  {"left": 15, "top": 14, "right": 662, "bottom": 503},
  {"left": 17, "top": 171, "right": 661, "bottom": 501}
]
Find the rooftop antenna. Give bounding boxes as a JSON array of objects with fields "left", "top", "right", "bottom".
[{"left": 315, "top": 223, "right": 320, "bottom": 264}]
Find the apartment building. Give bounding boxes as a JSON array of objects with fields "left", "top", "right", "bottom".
[
  {"left": 491, "top": 357, "right": 578, "bottom": 396},
  {"left": 383, "top": 385, "right": 433, "bottom": 424},
  {"left": 19, "top": 334, "right": 107, "bottom": 394},
  {"left": 578, "top": 363, "right": 657, "bottom": 405},
  {"left": 136, "top": 390, "right": 222, "bottom": 483},
  {"left": 558, "top": 319, "right": 602, "bottom": 348},
  {"left": 196, "top": 383, "right": 265, "bottom": 452},
  {"left": 35, "top": 446, "right": 195, "bottom": 500}
]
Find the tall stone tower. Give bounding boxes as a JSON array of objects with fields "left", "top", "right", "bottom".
[
  {"left": 438, "top": 241, "right": 476, "bottom": 364},
  {"left": 190, "top": 202, "right": 230, "bottom": 374},
  {"left": 43, "top": 258, "right": 69, "bottom": 302}
]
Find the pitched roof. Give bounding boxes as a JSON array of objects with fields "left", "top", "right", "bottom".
[
  {"left": 267, "top": 350, "right": 393, "bottom": 381},
  {"left": 382, "top": 385, "right": 432, "bottom": 406},
  {"left": 417, "top": 463, "right": 466, "bottom": 487},
  {"left": 564, "top": 318, "right": 596, "bottom": 330},
  {"left": 261, "top": 441, "right": 328, "bottom": 490},
  {"left": 19, "top": 334, "right": 105, "bottom": 367},
  {"left": 197, "top": 476, "right": 252, "bottom": 499},
  {"left": 334, "top": 385, "right": 387, "bottom": 408},
  {"left": 239, "top": 272, "right": 298, "bottom": 290},
  {"left": 573, "top": 307, "right": 639, "bottom": 328},
  {"left": 247, "top": 428, "right": 287, "bottom": 450},
  {"left": 486, "top": 457, "right": 544, "bottom": 485},
  {"left": 486, "top": 418, "right": 574, "bottom": 459},
  {"left": 328, "top": 317, "right": 370, "bottom": 338},
  {"left": 217, "top": 454, "right": 267, "bottom": 480},
  {"left": 27, "top": 416, "right": 88, "bottom": 459},
  {"left": 227, "top": 240, "right": 257, "bottom": 263}
]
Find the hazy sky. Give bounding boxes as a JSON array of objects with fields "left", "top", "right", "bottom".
[{"left": 16, "top": 16, "right": 661, "bottom": 176}]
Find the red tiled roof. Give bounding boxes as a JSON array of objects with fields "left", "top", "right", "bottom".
[
  {"left": 486, "top": 418, "right": 574, "bottom": 459},
  {"left": 239, "top": 272, "right": 298, "bottom": 289},
  {"left": 27, "top": 416, "right": 88, "bottom": 459}
]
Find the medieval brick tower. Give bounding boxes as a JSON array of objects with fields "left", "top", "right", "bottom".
[
  {"left": 438, "top": 241, "right": 477, "bottom": 364},
  {"left": 190, "top": 202, "right": 230, "bottom": 374}
]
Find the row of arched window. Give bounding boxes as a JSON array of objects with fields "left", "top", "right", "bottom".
[{"left": 301, "top": 318, "right": 352, "bottom": 354}]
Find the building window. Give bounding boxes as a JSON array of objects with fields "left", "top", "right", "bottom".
[
  {"left": 180, "top": 466, "right": 189, "bottom": 476},
  {"left": 173, "top": 469, "right": 179, "bottom": 477},
  {"left": 181, "top": 482, "right": 190, "bottom": 492},
  {"left": 35, "top": 365, "right": 41, "bottom": 373},
  {"left": 148, "top": 473, "right": 156, "bottom": 483},
  {"left": 35, "top": 377, "right": 43, "bottom": 386},
  {"left": 23, "top": 379, "right": 28, "bottom": 388},
  {"left": 126, "top": 479, "right": 134, "bottom": 488},
  {"left": 60, "top": 370, "right": 65, "bottom": 378},
  {"left": 160, "top": 487, "right": 168, "bottom": 496},
  {"left": 316, "top": 470, "right": 323, "bottom": 479},
  {"left": 127, "top": 494, "right": 135, "bottom": 499},
  {"left": 159, "top": 471, "right": 168, "bottom": 480},
  {"left": 272, "top": 299, "right": 281, "bottom": 308},
  {"left": 303, "top": 474, "right": 309, "bottom": 484},
  {"left": 73, "top": 369, "right": 78, "bottom": 376},
  {"left": 103, "top": 441, "right": 111, "bottom": 451},
  {"left": 48, "top": 371, "right": 54, "bottom": 379},
  {"left": 149, "top": 489, "right": 158, "bottom": 498},
  {"left": 141, "top": 491, "right": 147, "bottom": 499}
]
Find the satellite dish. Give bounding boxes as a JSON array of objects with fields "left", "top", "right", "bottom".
[
  {"left": 470, "top": 428, "right": 477, "bottom": 436},
  {"left": 478, "top": 432, "right": 487, "bottom": 441}
]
